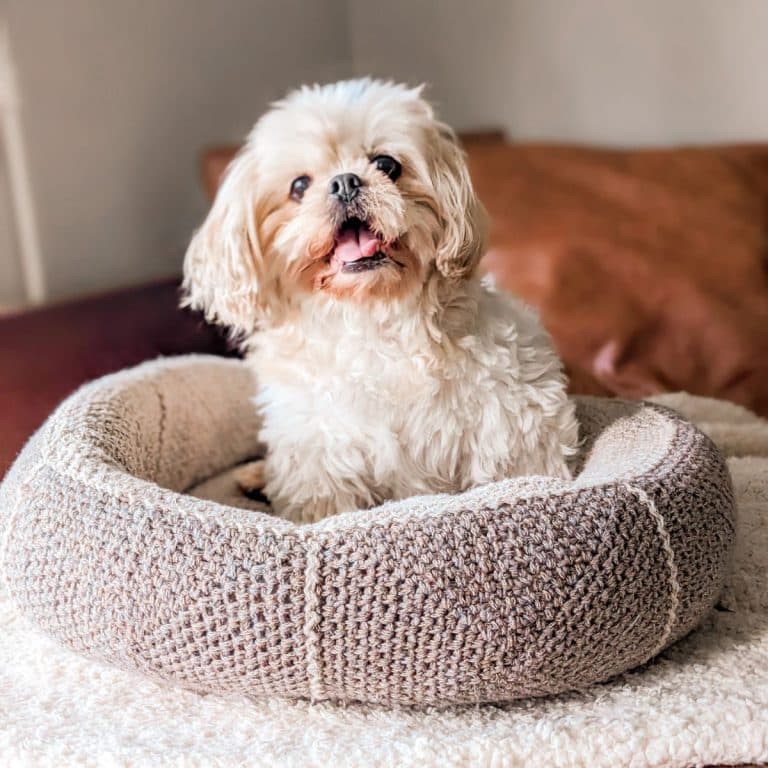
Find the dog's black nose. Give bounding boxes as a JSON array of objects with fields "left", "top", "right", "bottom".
[{"left": 328, "top": 173, "right": 362, "bottom": 204}]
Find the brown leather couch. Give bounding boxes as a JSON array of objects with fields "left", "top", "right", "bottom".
[
  {"left": 471, "top": 142, "right": 768, "bottom": 416},
  {"left": 2, "top": 135, "right": 767, "bottom": 476}
]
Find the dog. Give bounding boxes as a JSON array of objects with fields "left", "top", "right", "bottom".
[{"left": 183, "top": 78, "right": 579, "bottom": 523}]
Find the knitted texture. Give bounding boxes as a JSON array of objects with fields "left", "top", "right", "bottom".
[{"left": 0, "top": 355, "right": 735, "bottom": 706}]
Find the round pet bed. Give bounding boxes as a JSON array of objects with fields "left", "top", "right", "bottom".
[{"left": 0, "top": 356, "right": 735, "bottom": 706}]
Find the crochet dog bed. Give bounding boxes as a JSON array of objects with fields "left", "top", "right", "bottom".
[{"left": 0, "top": 355, "right": 735, "bottom": 706}]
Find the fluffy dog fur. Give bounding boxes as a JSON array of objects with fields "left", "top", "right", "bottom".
[{"left": 183, "top": 78, "right": 578, "bottom": 523}]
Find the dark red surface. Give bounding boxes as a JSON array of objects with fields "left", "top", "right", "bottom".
[{"left": 0, "top": 279, "right": 232, "bottom": 477}]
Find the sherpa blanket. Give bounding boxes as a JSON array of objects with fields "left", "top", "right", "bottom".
[{"left": 0, "top": 392, "right": 766, "bottom": 768}]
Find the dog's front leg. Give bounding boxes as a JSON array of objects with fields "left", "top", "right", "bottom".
[
  {"left": 266, "top": 458, "right": 366, "bottom": 523},
  {"left": 234, "top": 459, "right": 266, "bottom": 494},
  {"left": 235, "top": 459, "right": 359, "bottom": 522},
  {"left": 289, "top": 494, "right": 361, "bottom": 524}
]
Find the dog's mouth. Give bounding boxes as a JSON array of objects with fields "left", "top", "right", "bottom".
[{"left": 331, "top": 217, "right": 390, "bottom": 273}]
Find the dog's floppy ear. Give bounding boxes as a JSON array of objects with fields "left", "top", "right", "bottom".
[
  {"left": 431, "top": 125, "right": 487, "bottom": 280},
  {"left": 182, "top": 147, "right": 263, "bottom": 337}
]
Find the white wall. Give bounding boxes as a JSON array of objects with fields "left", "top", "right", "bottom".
[
  {"left": 2, "top": 0, "right": 352, "bottom": 301},
  {"left": 0, "top": 124, "right": 24, "bottom": 307},
  {"left": 0, "top": 21, "right": 24, "bottom": 308},
  {"left": 4, "top": 0, "right": 768, "bottom": 304},
  {"left": 348, "top": 0, "right": 768, "bottom": 144}
]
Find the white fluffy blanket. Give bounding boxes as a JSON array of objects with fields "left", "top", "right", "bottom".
[{"left": 1, "top": 393, "right": 766, "bottom": 768}]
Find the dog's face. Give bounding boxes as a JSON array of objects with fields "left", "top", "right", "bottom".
[{"left": 183, "top": 79, "right": 485, "bottom": 334}]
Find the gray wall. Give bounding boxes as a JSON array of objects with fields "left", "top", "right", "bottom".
[
  {"left": 4, "top": 0, "right": 768, "bottom": 303},
  {"left": 3, "top": 0, "right": 352, "bottom": 301},
  {"left": 0, "top": 122, "right": 24, "bottom": 307},
  {"left": 348, "top": 0, "right": 768, "bottom": 144}
]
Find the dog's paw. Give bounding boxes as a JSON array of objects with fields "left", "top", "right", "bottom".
[{"left": 234, "top": 460, "right": 266, "bottom": 494}]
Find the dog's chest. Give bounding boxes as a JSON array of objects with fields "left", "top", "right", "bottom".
[
  {"left": 251, "top": 325, "right": 500, "bottom": 492},
  {"left": 257, "top": 332, "right": 443, "bottom": 432}
]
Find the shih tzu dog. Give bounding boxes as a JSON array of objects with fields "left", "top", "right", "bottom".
[{"left": 183, "top": 78, "right": 578, "bottom": 523}]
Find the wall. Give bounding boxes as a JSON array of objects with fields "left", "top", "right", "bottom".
[
  {"left": 4, "top": 0, "right": 768, "bottom": 303},
  {"left": 0, "top": 21, "right": 24, "bottom": 308},
  {"left": 2, "top": 0, "right": 352, "bottom": 301},
  {"left": 347, "top": 0, "right": 768, "bottom": 144},
  {"left": 0, "top": 123, "right": 24, "bottom": 307}
]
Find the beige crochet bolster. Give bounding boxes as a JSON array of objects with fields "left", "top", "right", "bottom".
[{"left": 0, "top": 355, "right": 736, "bottom": 706}]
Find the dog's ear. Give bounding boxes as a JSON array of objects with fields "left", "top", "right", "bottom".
[
  {"left": 431, "top": 126, "right": 487, "bottom": 280},
  {"left": 182, "top": 147, "right": 263, "bottom": 337}
]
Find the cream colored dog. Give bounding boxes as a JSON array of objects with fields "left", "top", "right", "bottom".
[{"left": 183, "top": 79, "right": 578, "bottom": 523}]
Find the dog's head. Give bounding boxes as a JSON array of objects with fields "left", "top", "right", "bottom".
[{"left": 183, "top": 78, "right": 486, "bottom": 335}]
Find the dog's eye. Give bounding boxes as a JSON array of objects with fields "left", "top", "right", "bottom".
[
  {"left": 371, "top": 155, "right": 402, "bottom": 182},
  {"left": 290, "top": 175, "right": 312, "bottom": 201}
]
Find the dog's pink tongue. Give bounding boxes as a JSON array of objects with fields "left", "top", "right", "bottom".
[{"left": 335, "top": 224, "right": 381, "bottom": 262}]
